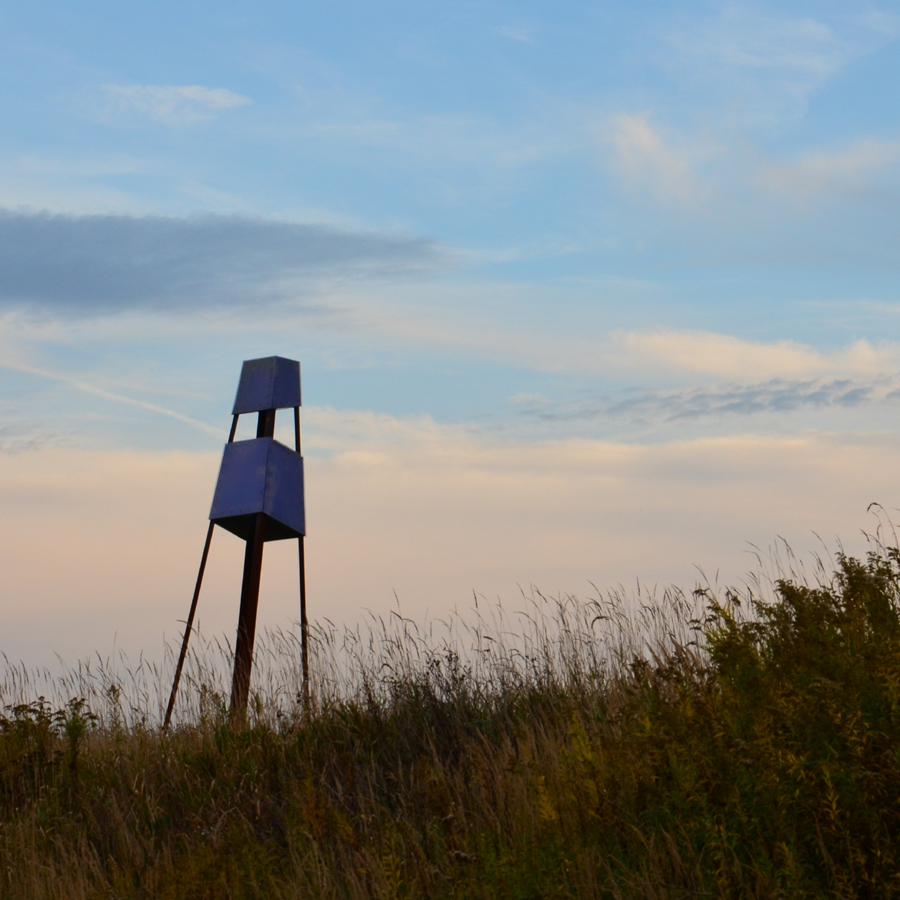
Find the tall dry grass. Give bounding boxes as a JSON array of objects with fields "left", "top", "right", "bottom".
[{"left": 2, "top": 543, "right": 900, "bottom": 898}]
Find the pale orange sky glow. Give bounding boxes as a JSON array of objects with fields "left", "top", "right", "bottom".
[{"left": 2, "top": 408, "right": 896, "bottom": 669}]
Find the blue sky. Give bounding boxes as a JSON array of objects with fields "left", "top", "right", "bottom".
[{"left": 3, "top": 1, "right": 900, "bottom": 667}]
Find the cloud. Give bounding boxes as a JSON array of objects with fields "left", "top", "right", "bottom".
[
  {"left": 666, "top": 5, "right": 892, "bottom": 126},
  {"left": 610, "top": 114, "right": 709, "bottom": 204},
  {"left": 0, "top": 359, "right": 220, "bottom": 436},
  {"left": 761, "top": 137, "right": 900, "bottom": 198},
  {"left": 100, "top": 84, "right": 251, "bottom": 125},
  {"left": 306, "top": 110, "right": 584, "bottom": 171},
  {"left": 0, "top": 423, "right": 60, "bottom": 453},
  {"left": 513, "top": 376, "right": 900, "bottom": 427},
  {"left": 607, "top": 7, "right": 900, "bottom": 236},
  {"left": 608, "top": 107, "right": 900, "bottom": 216},
  {"left": 676, "top": 7, "right": 843, "bottom": 77},
  {"left": 618, "top": 330, "right": 900, "bottom": 381},
  {"left": 0, "top": 210, "right": 441, "bottom": 315},
  {"left": 346, "top": 306, "right": 900, "bottom": 383},
  {"left": 800, "top": 139, "right": 900, "bottom": 178},
  {"left": 1, "top": 415, "right": 896, "bottom": 667},
  {"left": 496, "top": 26, "right": 535, "bottom": 44}
]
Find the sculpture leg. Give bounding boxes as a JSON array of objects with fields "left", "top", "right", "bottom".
[
  {"left": 230, "top": 513, "right": 267, "bottom": 721},
  {"left": 298, "top": 535, "right": 309, "bottom": 710},
  {"left": 163, "top": 521, "right": 215, "bottom": 733}
]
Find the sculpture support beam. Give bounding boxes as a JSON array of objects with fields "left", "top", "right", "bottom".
[
  {"left": 230, "top": 511, "right": 268, "bottom": 719},
  {"left": 162, "top": 521, "right": 215, "bottom": 733}
]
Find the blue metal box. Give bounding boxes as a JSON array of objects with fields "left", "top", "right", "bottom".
[
  {"left": 209, "top": 437, "right": 305, "bottom": 541},
  {"left": 232, "top": 356, "right": 301, "bottom": 414}
]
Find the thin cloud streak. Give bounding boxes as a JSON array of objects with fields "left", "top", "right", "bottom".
[
  {"left": 99, "top": 84, "right": 251, "bottom": 126},
  {"left": 0, "top": 360, "right": 221, "bottom": 437},
  {"left": 512, "top": 376, "right": 900, "bottom": 427}
]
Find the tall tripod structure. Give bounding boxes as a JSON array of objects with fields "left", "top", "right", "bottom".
[{"left": 164, "top": 356, "right": 308, "bottom": 730}]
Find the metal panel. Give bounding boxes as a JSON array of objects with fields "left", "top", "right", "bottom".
[
  {"left": 263, "top": 440, "right": 306, "bottom": 536},
  {"left": 270, "top": 357, "right": 302, "bottom": 410},
  {"left": 209, "top": 437, "right": 305, "bottom": 540},
  {"left": 209, "top": 439, "right": 268, "bottom": 520},
  {"left": 232, "top": 356, "right": 301, "bottom": 414}
]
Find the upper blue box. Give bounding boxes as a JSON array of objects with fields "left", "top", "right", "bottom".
[{"left": 232, "top": 356, "right": 301, "bottom": 414}]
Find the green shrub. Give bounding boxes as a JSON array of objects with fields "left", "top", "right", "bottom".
[{"left": 3, "top": 550, "right": 900, "bottom": 898}]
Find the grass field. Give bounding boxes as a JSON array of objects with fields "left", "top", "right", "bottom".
[{"left": 3, "top": 542, "right": 900, "bottom": 898}]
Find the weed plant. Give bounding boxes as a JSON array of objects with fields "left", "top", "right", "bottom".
[{"left": 3, "top": 546, "right": 900, "bottom": 898}]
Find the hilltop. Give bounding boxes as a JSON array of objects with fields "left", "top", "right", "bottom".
[{"left": 3, "top": 548, "right": 900, "bottom": 898}]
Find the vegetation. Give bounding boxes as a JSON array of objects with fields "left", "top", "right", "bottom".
[{"left": 3, "top": 546, "right": 900, "bottom": 898}]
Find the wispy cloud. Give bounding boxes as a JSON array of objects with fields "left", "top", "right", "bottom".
[
  {"left": 99, "top": 84, "right": 251, "bottom": 126},
  {"left": 800, "top": 138, "right": 900, "bottom": 177},
  {"left": 0, "top": 210, "right": 442, "bottom": 315},
  {"left": 761, "top": 137, "right": 900, "bottom": 198},
  {"left": 305, "top": 109, "right": 586, "bottom": 171},
  {"left": 496, "top": 25, "right": 535, "bottom": 44},
  {"left": 619, "top": 330, "right": 900, "bottom": 381},
  {"left": 608, "top": 106, "right": 900, "bottom": 213},
  {"left": 512, "top": 376, "right": 900, "bottom": 427},
  {"left": 347, "top": 302, "right": 900, "bottom": 382},
  {"left": 666, "top": 5, "right": 891, "bottom": 126},
  {"left": 0, "top": 359, "right": 221, "bottom": 436},
  {"left": 601, "top": 6, "right": 900, "bottom": 232},
  {"left": 609, "top": 114, "right": 716, "bottom": 204},
  {"left": 674, "top": 6, "right": 844, "bottom": 77},
  {"left": 0, "top": 423, "right": 61, "bottom": 454}
]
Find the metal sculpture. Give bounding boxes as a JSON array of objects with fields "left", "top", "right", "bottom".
[{"left": 163, "top": 356, "right": 308, "bottom": 730}]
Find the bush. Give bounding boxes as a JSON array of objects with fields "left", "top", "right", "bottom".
[{"left": 2, "top": 550, "right": 900, "bottom": 897}]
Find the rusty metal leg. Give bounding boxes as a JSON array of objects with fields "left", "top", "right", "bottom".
[
  {"left": 298, "top": 535, "right": 309, "bottom": 710},
  {"left": 163, "top": 521, "right": 215, "bottom": 734},
  {"left": 293, "top": 405, "right": 308, "bottom": 711},
  {"left": 230, "top": 513, "right": 267, "bottom": 721}
]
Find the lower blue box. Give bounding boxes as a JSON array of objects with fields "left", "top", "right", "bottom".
[{"left": 209, "top": 438, "right": 305, "bottom": 541}]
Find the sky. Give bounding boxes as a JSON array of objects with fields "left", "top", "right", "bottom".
[{"left": 3, "top": 0, "right": 900, "bottom": 670}]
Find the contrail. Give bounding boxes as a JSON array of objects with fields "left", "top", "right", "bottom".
[{"left": 0, "top": 359, "right": 221, "bottom": 437}]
